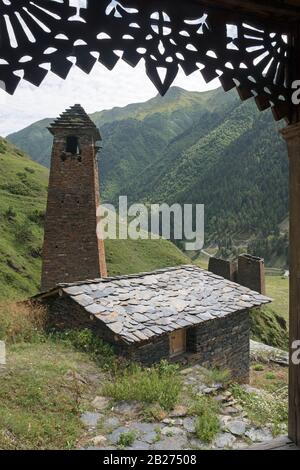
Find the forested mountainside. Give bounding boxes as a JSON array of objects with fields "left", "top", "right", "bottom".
[{"left": 8, "top": 87, "right": 289, "bottom": 264}]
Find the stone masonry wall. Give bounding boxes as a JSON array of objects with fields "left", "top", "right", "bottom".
[
  {"left": 187, "top": 309, "right": 250, "bottom": 381},
  {"left": 41, "top": 129, "right": 107, "bottom": 292},
  {"left": 43, "top": 294, "right": 249, "bottom": 379}
]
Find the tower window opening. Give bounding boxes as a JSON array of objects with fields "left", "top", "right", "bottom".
[{"left": 66, "top": 135, "right": 80, "bottom": 155}]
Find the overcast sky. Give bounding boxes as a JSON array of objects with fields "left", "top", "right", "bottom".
[{"left": 0, "top": 60, "right": 220, "bottom": 137}]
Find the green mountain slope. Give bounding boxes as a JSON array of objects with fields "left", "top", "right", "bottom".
[
  {"left": 8, "top": 87, "right": 289, "bottom": 264},
  {"left": 0, "top": 138, "right": 188, "bottom": 300}
]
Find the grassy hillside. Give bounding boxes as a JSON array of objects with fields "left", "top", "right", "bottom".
[
  {"left": 0, "top": 138, "right": 48, "bottom": 299},
  {"left": 8, "top": 87, "right": 289, "bottom": 265},
  {"left": 0, "top": 138, "right": 188, "bottom": 300}
]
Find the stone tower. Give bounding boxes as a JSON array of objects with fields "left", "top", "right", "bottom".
[{"left": 41, "top": 104, "right": 107, "bottom": 291}]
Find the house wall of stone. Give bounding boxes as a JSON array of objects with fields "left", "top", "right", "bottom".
[
  {"left": 42, "top": 294, "right": 249, "bottom": 380},
  {"left": 186, "top": 309, "right": 250, "bottom": 381}
]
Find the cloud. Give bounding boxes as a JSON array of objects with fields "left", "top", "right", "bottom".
[{"left": 0, "top": 60, "right": 220, "bottom": 136}]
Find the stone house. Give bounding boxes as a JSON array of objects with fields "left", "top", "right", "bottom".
[{"left": 34, "top": 265, "right": 270, "bottom": 381}]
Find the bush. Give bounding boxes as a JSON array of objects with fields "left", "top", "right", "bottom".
[
  {"left": 0, "top": 302, "right": 46, "bottom": 344},
  {"left": 14, "top": 222, "right": 34, "bottom": 244},
  {"left": 4, "top": 206, "right": 16, "bottom": 221},
  {"left": 53, "top": 328, "right": 115, "bottom": 370},
  {"left": 190, "top": 396, "right": 220, "bottom": 443},
  {"left": 28, "top": 209, "right": 45, "bottom": 226},
  {"left": 117, "top": 431, "right": 137, "bottom": 448},
  {"left": 230, "top": 383, "right": 288, "bottom": 436},
  {"left": 102, "top": 360, "right": 181, "bottom": 411},
  {"left": 202, "top": 367, "right": 231, "bottom": 386}
]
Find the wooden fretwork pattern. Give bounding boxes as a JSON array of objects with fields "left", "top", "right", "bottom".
[{"left": 0, "top": 0, "right": 295, "bottom": 120}]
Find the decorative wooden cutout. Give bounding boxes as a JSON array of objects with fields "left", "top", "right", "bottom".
[{"left": 0, "top": 0, "right": 293, "bottom": 120}]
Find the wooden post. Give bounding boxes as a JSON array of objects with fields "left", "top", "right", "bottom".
[{"left": 281, "top": 123, "right": 300, "bottom": 446}]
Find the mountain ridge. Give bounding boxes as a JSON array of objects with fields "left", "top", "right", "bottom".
[{"left": 7, "top": 87, "right": 289, "bottom": 264}]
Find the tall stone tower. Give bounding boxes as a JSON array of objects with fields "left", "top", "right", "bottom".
[{"left": 41, "top": 104, "right": 107, "bottom": 291}]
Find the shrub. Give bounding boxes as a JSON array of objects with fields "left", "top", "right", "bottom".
[
  {"left": 4, "top": 206, "right": 16, "bottom": 221},
  {"left": 0, "top": 302, "right": 46, "bottom": 344},
  {"left": 265, "top": 372, "right": 276, "bottom": 380},
  {"left": 230, "top": 383, "right": 288, "bottom": 436},
  {"left": 28, "top": 209, "right": 45, "bottom": 226},
  {"left": 253, "top": 364, "right": 264, "bottom": 372},
  {"left": 25, "top": 167, "right": 35, "bottom": 174},
  {"left": 14, "top": 222, "right": 34, "bottom": 244},
  {"left": 53, "top": 328, "right": 115, "bottom": 370},
  {"left": 191, "top": 396, "right": 220, "bottom": 443},
  {"left": 102, "top": 360, "right": 181, "bottom": 411},
  {"left": 202, "top": 367, "right": 231, "bottom": 386},
  {"left": 117, "top": 431, "right": 137, "bottom": 448}
]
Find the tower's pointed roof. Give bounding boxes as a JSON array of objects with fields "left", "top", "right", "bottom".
[{"left": 49, "top": 104, "right": 101, "bottom": 139}]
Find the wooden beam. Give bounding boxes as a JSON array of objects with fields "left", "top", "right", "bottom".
[
  {"left": 193, "top": 0, "right": 300, "bottom": 20},
  {"left": 281, "top": 123, "right": 300, "bottom": 447}
]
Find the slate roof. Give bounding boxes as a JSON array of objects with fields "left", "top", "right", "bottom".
[
  {"left": 41, "top": 265, "right": 271, "bottom": 345},
  {"left": 49, "top": 104, "right": 101, "bottom": 139}
]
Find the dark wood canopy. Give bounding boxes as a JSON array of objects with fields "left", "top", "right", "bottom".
[{"left": 0, "top": 0, "right": 299, "bottom": 121}]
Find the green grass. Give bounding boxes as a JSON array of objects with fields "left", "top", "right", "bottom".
[
  {"left": 190, "top": 396, "right": 220, "bottom": 444},
  {"left": 102, "top": 361, "right": 181, "bottom": 411},
  {"left": 117, "top": 431, "right": 137, "bottom": 448},
  {"left": 250, "top": 306, "right": 288, "bottom": 350},
  {"left": 0, "top": 138, "right": 48, "bottom": 300},
  {"left": 230, "top": 383, "right": 288, "bottom": 437},
  {"left": 265, "top": 275, "right": 289, "bottom": 322},
  {"left": 201, "top": 368, "right": 231, "bottom": 386},
  {"left": 0, "top": 340, "right": 101, "bottom": 449}
]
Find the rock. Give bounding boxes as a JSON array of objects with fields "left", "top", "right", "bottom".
[
  {"left": 91, "top": 396, "right": 110, "bottom": 411},
  {"left": 113, "top": 401, "right": 141, "bottom": 415},
  {"left": 65, "top": 370, "right": 87, "bottom": 384},
  {"left": 161, "top": 426, "right": 186, "bottom": 436},
  {"left": 0, "top": 341, "right": 6, "bottom": 368},
  {"left": 103, "top": 417, "right": 120, "bottom": 429},
  {"left": 151, "top": 436, "right": 188, "bottom": 450},
  {"left": 128, "top": 440, "right": 151, "bottom": 450},
  {"left": 202, "top": 387, "right": 216, "bottom": 394},
  {"left": 130, "top": 422, "right": 160, "bottom": 434},
  {"left": 80, "top": 412, "right": 102, "bottom": 428},
  {"left": 214, "top": 395, "right": 226, "bottom": 403},
  {"left": 180, "top": 368, "right": 191, "bottom": 376},
  {"left": 245, "top": 428, "right": 273, "bottom": 443},
  {"left": 141, "top": 431, "right": 158, "bottom": 444},
  {"left": 90, "top": 435, "right": 107, "bottom": 446},
  {"left": 214, "top": 433, "right": 237, "bottom": 449},
  {"left": 221, "top": 406, "right": 239, "bottom": 415},
  {"left": 108, "top": 426, "right": 133, "bottom": 444},
  {"left": 189, "top": 438, "right": 206, "bottom": 449},
  {"left": 182, "top": 417, "right": 196, "bottom": 433},
  {"left": 226, "top": 420, "right": 246, "bottom": 437},
  {"left": 250, "top": 340, "right": 289, "bottom": 366},
  {"left": 169, "top": 405, "right": 188, "bottom": 418}
]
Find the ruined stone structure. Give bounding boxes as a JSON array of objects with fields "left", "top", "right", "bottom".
[
  {"left": 41, "top": 105, "right": 107, "bottom": 292},
  {"left": 237, "top": 254, "right": 266, "bottom": 295},
  {"left": 208, "top": 257, "right": 237, "bottom": 282},
  {"left": 209, "top": 254, "right": 265, "bottom": 295}
]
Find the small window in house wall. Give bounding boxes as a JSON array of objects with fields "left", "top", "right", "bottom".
[
  {"left": 169, "top": 329, "right": 186, "bottom": 357},
  {"left": 66, "top": 135, "right": 80, "bottom": 155}
]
